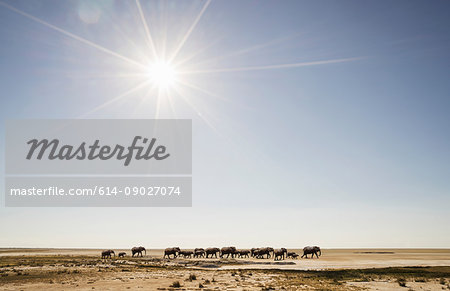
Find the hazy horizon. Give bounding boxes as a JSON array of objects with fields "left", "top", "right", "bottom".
[{"left": 1, "top": 0, "right": 450, "bottom": 249}]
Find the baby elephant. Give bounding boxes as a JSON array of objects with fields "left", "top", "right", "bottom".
[
  {"left": 118, "top": 252, "right": 126, "bottom": 258},
  {"left": 287, "top": 252, "right": 299, "bottom": 259},
  {"left": 194, "top": 248, "right": 206, "bottom": 258}
]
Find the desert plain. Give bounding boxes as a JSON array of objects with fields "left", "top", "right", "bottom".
[{"left": 0, "top": 248, "right": 449, "bottom": 290}]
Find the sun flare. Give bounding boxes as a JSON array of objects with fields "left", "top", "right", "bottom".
[
  {"left": 0, "top": 0, "right": 361, "bottom": 122},
  {"left": 147, "top": 61, "right": 177, "bottom": 90}
]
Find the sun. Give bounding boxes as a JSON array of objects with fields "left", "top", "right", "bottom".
[{"left": 147, "top": 61, "right": 177, "bottom": 90}]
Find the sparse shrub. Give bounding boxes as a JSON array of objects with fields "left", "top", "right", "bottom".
[
  {"left": 198, "top": 283, "right": 204, "bottom": 288},
  {"left": 204, "top": 279, "right": 210, "bottom": 284},
  {"left": 188, "top": 274, "right": 197, "bottom": 281},
  {"left": 415, "top": 278, "right": 426, "bottom": 282},
  {"left": 397, "top": 278, "right": 407, "bottom": 287},
  {"left": 440, "top": 277, "right": 446, "bottom": 285},
  {"left": 170, "top": 281, "right": 181, "bottom": 288}
]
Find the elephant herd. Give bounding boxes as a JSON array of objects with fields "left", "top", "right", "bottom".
[
  {"left": 101, "top": 246, "right": 321, "bottom": 261},
  {"left": 162, "top": 246, "right": 322, "bottom": 261}
]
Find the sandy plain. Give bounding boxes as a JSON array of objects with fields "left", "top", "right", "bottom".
[{"left": 0, "top": 248, "right": 449, "bottom": 290}]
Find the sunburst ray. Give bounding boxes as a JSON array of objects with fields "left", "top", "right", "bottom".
[
  {"left": 181, "top": 57, "right": 364, "bottom": 74},
  {"left": 135, "top": 0, "right": 158, "bottom": 61},
  {"left": 79, "top": 80, "right": 151, "bottom": 118},
  {"left": 0, "top": 2, "right": 147, "bottom": 70},
  {"left": 168, "top": 0, "right": 212, "bottom": 63}
]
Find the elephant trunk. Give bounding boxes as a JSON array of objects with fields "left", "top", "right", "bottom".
[
  {"left": 144, "top": 249, "right": 147, "bottom": 255},
  {"left": 319, "top": 249, "right": 322, "bottom": 256}
]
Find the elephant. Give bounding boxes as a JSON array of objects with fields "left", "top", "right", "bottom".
[
  {"left": 205, "top": 247, "right": 220, "bottom": 258},
  {"left": 220, "top": 246, "right": 237, "bottom": 259},
  {"left": 237, "top": 249, "right": 250, "bottom": 258},
  {"left": 101, "top": 249, "right": 115, "bottom": 259},
  {"left": 118, "top": 252, "right": 126, "bottom": 258},
  {"left": 179, "top": 250, "right": 193, "bottom": 258},
  {"left": 302, "top": 246, "right": 321, "bottom": 259},
  {"left": 253, "top": 249, "right": 264, "bottom": 258},
  {"left": 255, "top": 247, "right": 274, "bottom": 259},
  {"left": 194, "top": 248, "right": 205, "bottom": 258},
  {"left": 131, "top": 246, "right": 146, "bottom": 257},
  {"left": 274, "top": 248, "right": 288, "bottom": 261},
  {"left": 251, "top": 248, "right": 259, "bottom": 257},
  {"left": 287, "top": 252, "right": 299, "bottom": 259},
  {"left": 164, "top": 247, "right": 180, "bottom": 259}
]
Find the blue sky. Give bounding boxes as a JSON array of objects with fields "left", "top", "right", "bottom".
[{"left": 0, "top": 0, "right": 449, "bottom": 248}]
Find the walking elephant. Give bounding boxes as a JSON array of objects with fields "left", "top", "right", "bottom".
[
  {"left": 131, "top": 246, "right": 146, "bottom": 257},
  {"left": 101, "top": 249, "right": 115, "bottom": 259},
  {"left": 274, "top": 248, "right": 288, "bottom": 261},
  {"left": 237, "top": 249, "right": 250, "bottom": 258},
  {"left": 205, "top": 247, "right": 220, "bottom": 258},
  {"left": 179, "top": 250, "right": 193, "bottom": 258},
  {"left": 255, "top": 247, "right": 274, "bottom": 259},
  {"left": 164, "top": 247, "right": 180, "bottom": 259},
  {"left": 220, "top": 246, "right": 237, "bottom": 258},
  {"left": 301, "top": 246, "right": 321, "bottom": 258},
  {"left": 194, "top": 248, "right": 205, "bottom": 258},
  {"left": 118, "top": 252, "right": 126, "bottom": 258}
]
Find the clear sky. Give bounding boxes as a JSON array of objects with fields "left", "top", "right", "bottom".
[{"left": 0, "top": 0, "right": 449, "bottom": 248}]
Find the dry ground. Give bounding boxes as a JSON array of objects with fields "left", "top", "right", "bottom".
[{"left": 0, "top": 249, "right": 449, "bottom": 290}]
